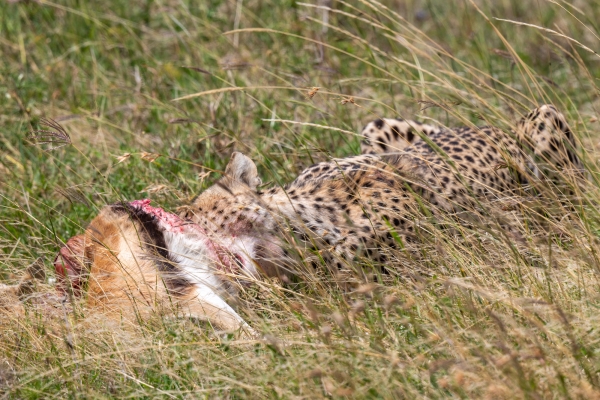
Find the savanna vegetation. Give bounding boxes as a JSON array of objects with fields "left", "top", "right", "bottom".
[{"left": 1, "top": 0, "right": 600, "bottom": 398}]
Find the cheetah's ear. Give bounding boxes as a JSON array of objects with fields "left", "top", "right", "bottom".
[{"left": 224, "top": 152, "right": 262, "bottom": 190}]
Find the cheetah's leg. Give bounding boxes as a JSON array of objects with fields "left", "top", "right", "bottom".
[
  {"left": 515, "top": 104, "right": 584, "bottom": 180},
  {"left": 360, "top": 118, "right": 442, "bottom": 154}
]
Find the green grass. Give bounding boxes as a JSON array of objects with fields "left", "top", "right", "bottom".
[{"left": 2, "top": 0, "right": 600, "bottom": 398}]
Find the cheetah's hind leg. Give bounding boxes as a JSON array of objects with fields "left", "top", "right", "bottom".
[
  {"left": 515, "top": 104, "right": 585, "bottom": 184},
  {"left": 360, "top": 118, "right": 442, "bottom": 155}
]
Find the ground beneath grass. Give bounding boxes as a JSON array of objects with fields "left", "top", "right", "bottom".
[{"left": 1, "top": 1, "right": 600, "bottom": 398}]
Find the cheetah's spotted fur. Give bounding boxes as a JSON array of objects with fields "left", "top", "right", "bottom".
[{"left": 181, "top": 105, "right": 582, "bottom": 276}]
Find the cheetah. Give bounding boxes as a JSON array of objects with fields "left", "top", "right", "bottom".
[
  {"left": 182, "top": 105, "right": 583, "bottom": 278},
  {"left": 49, "top": 105, "right": 583, "bottom": 334},
  {"left": 361, "top": 105, "right": 584, "bottom": 188}
]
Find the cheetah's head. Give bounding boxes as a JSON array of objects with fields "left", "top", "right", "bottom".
[{"left": 185, "top": 152, "right": 285, "bottom": 278}]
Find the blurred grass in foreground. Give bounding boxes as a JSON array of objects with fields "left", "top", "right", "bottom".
[{"left": 1, "top": 0, "right": 600, "bottom": 398}]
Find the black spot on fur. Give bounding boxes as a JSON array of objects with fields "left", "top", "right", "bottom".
[{"left": 537, "top": 122, "right": 545, "bottom": 132}]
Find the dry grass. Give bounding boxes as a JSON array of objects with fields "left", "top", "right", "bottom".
[{"left": 1, "top": 0, "right": 600, "bottom": 398}]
